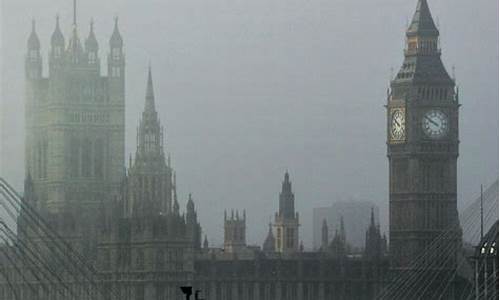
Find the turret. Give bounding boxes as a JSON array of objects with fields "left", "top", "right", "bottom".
[
  {"left": 49, "top": 15, "right": 65, "bottom": 72},
  {"left": 26, "top": 20, "right": 42, "bottom": 80},
  {"left": 321, "top": 219, "right": 329, "bottom": 250},
  {"left": 136, "top": 67, "right": 163, "bottom": 158},
  {"left": 185, "top": 194, "right": 201, "bottom": 249},
  {"left": 405, "top": 0, "right": 440, "bottom": 56},
  {"left": 274, "top": 171, "right": 300, "bottom": 254},
  {"left": 263, "top": 223, "right": 276, "bottom": 253},
  {"left": 224, "top": 209, "right": 247, "bottom": 253},
  {"left": 203, "top": 235, "right": 209, "bottom": 249},
  {"left": 279, "top": 171, "right": 295, "bottom": 219},
  {"left": 364, "top": 207, "right": 386, "bottom": 259},
  {"left": 85, "top": 20, "right": 99, "bottom": 69},
  {"left": 173, "top": 173, "right": 180, "bottom": 215},
  {"left": 108, "top": 17, "right": 124, "bottom": 82},
  {"left": 66, "top": 20, "right": 84, "bottom": 65}
]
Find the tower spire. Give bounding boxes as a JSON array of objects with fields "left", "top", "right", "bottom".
[
  {"left": 145, "top": 65, "right": 156, "bottom": 113},
  {"left": 27, "top": 19, "right": 40, "bottom": 50},
  {"left": 407, "top": 0, "right": 439, "bottom": 37},
  {"left": 73, "top": 0, "right": 77, "bottom": 27},
  {"left": 370, "top": 207, "right": 375, "bottom": 227}
]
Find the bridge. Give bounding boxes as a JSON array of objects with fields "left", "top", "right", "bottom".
[{"left": 0, "top": 176, "right": 498, "bottom": 299}]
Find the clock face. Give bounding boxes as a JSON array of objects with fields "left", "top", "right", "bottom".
[
  {"left": 422, "top": 110, "right": 448, "bottom": 139},
  {"left": 390, "top": 109, "right": 405, "bottom": 141}
]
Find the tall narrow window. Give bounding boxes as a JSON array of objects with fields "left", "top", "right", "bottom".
[
  {"left": 54, "top": 47, "right": 61, "bottom": 58},
  {"left": 88, "top": 52, "right": 97, "bottom": 64},
  {"left": 136, "top": 249, "right": 144, "bottom": 270},
  {"left": 70, "top": 137, "right": 79, "bottom": 177},
  {"left": 94, "top": 139, "right": 104, "bottom": 178},
  {"left": 112, "top": 48, "right": 121, "bottom": 60},
  {"left": 30, "top": 50, "right": 38, "bottom": 62},
  {"left": 42, "top": 139, "right": 48, "bottom": 178},
  {"left": 81, "top": 138, "right": 91, "bottom": 177}
]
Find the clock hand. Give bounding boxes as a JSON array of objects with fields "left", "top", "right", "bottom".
[{"left": 425, "top": 116, "right": 439, "bottom": 127}]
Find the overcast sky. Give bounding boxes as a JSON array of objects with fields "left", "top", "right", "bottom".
[{"left": 1, "top": 0, "right": 498, "bottom": 248}]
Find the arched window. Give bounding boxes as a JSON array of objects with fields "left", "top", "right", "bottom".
[{"left": 136, "top": 249, "right": 144, "bottom": 270}]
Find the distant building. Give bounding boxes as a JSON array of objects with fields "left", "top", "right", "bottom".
[
  {"left": 313, "top": 201, "right": 380, "bottom": 250},
  {"left": 274, "top": 172, "right": 300, "bottom": 254},
  {"left": 223, "top": 209, "right": 247, "bottom": 253}
]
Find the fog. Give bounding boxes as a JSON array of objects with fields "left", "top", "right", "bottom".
[{"left": 1, "top": 0, "right": 498, "bottom": 248}]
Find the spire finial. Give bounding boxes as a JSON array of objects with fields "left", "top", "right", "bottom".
[
  {"left": 90, "top": 18, "right": 94, "bottom": 32},
  {"left": 32, "top": 19, "right": 36, "bottom": 32},
  {"left": 144, "top": 66, "right": 156, "bottom": 112},
  {"left": 370, "top": 207, "right": 375, "bottom": 226},
  {"left": 73, "top": 0, "right": 77, "bottom": 26}
]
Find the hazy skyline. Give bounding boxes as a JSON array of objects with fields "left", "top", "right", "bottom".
[{"left": 1, "top": 0, "right": 498, "bottom": 248}]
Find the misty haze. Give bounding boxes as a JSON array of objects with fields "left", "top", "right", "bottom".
[{"left": 0, "top": 0, "right": 498, "bottom": 299}]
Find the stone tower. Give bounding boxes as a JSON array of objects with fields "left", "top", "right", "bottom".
[
  {"left": 25, "top": 12, "right": 125, "bottom": 214},
  {"left": 124, "top": 67, "right": 173, "bottom": 217},
  {"left": 364, "top": 208, "right": 386, "bottom": 259},
  {"left": 321, "top": 219, "right": 329, "bottom": 250},
  {"left": 274, "top": 171, "right": 300, "bottom": 254},
  {"left": 223, "top": 209, "right": 246, "bottom": 253},
  {"left": 387, "top": 0, "right": 461, "bottom": 270}
]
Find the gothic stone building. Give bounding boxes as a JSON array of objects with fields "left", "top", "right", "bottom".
[{"left": 0, "top": 0, "right": 471, "bottom": 299}]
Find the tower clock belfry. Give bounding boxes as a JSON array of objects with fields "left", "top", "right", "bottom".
[{"left": 387, "top": 0, "right": 461, "bottom": 270}]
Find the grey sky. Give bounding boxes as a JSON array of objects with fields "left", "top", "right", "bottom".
[{"left": 1, "top": 0, "right": 498, "bottom": 248}]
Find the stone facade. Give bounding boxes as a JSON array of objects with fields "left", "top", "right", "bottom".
[{"left": 386, "top": 0, "right": 461, "bottom": 270}]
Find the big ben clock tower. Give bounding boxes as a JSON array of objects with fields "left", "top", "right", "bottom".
[{"left": 387, "top": 0, "right": 461, "bottom": 270}]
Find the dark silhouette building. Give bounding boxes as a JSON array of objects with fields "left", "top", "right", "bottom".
[{"left": 387, "top": 0, "right": 461, "bottom": 270}]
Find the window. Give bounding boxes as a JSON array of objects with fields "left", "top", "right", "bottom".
[
  {"left": 54, "top": 47, "right": 62, "bottom": 58},
  {"left": 145, "top": 133, "right": 156, "bottom": 152},
  {"left": 136, "top": 249, "right": 145, "bottom": 270},
  {"left": 89, "top": 52, "right": 97, "bottom": 64},
  {"left": 112, "top": 48, "right": 121, "bottom": 60},
  {"left": 286, "top": 228, "right": 294, "bottom": 248},
  {"left": 30, "top": 50, "right": 38, "bottom": 62},
  {"left": 112, "top": 67, "right": 121, "bottom": 78},
  {"left": 156, "top": 249, "right": 164, "bottom": 270},
  {"left": 94, "top": 139, "right": 104, "bottom": 178},
  {"left": 70, "top": 137, "right": 79, "bottom": 177},
  {"left": 81, "top": 139, "right": 92, "bottom": 177},
  {"left": 277, "top": 228, "right": 282, "bottom": 250}
]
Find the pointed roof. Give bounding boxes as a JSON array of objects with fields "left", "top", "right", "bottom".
[
  {"left": 51, "top": 15, "right": 65, "bottom": 46},
  {"left": 110, "top": 17, "right": 123, "bottom": 47},
  {"left": 85, "top": 19, "right": 98, "bottom": 50},
  {"left": 187, "top": 193, "right": 195, "bottom": 212},
  {"left": 145, "top": 66, "right": 156, "bottom": 113},
  {"left": 263, "top": 223, "right": 275, "bottom": 252},
  {"left": 407, "top": 0, "right": 439, "bottom": 37},
  {"left": 28, "top": 20, "right": 40, "bottom": 49},
  {"left": 67, "top": 23, "right": 83, "bottom": 55},
  {"left": 203, "top": 235, "right": 209, "bottom": 249},
  {"left": 282, "top": 170, "right": 292, "bottom": 191},
  {"left": 370, "top": 207, "right": 375, "bottom": 227}
]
